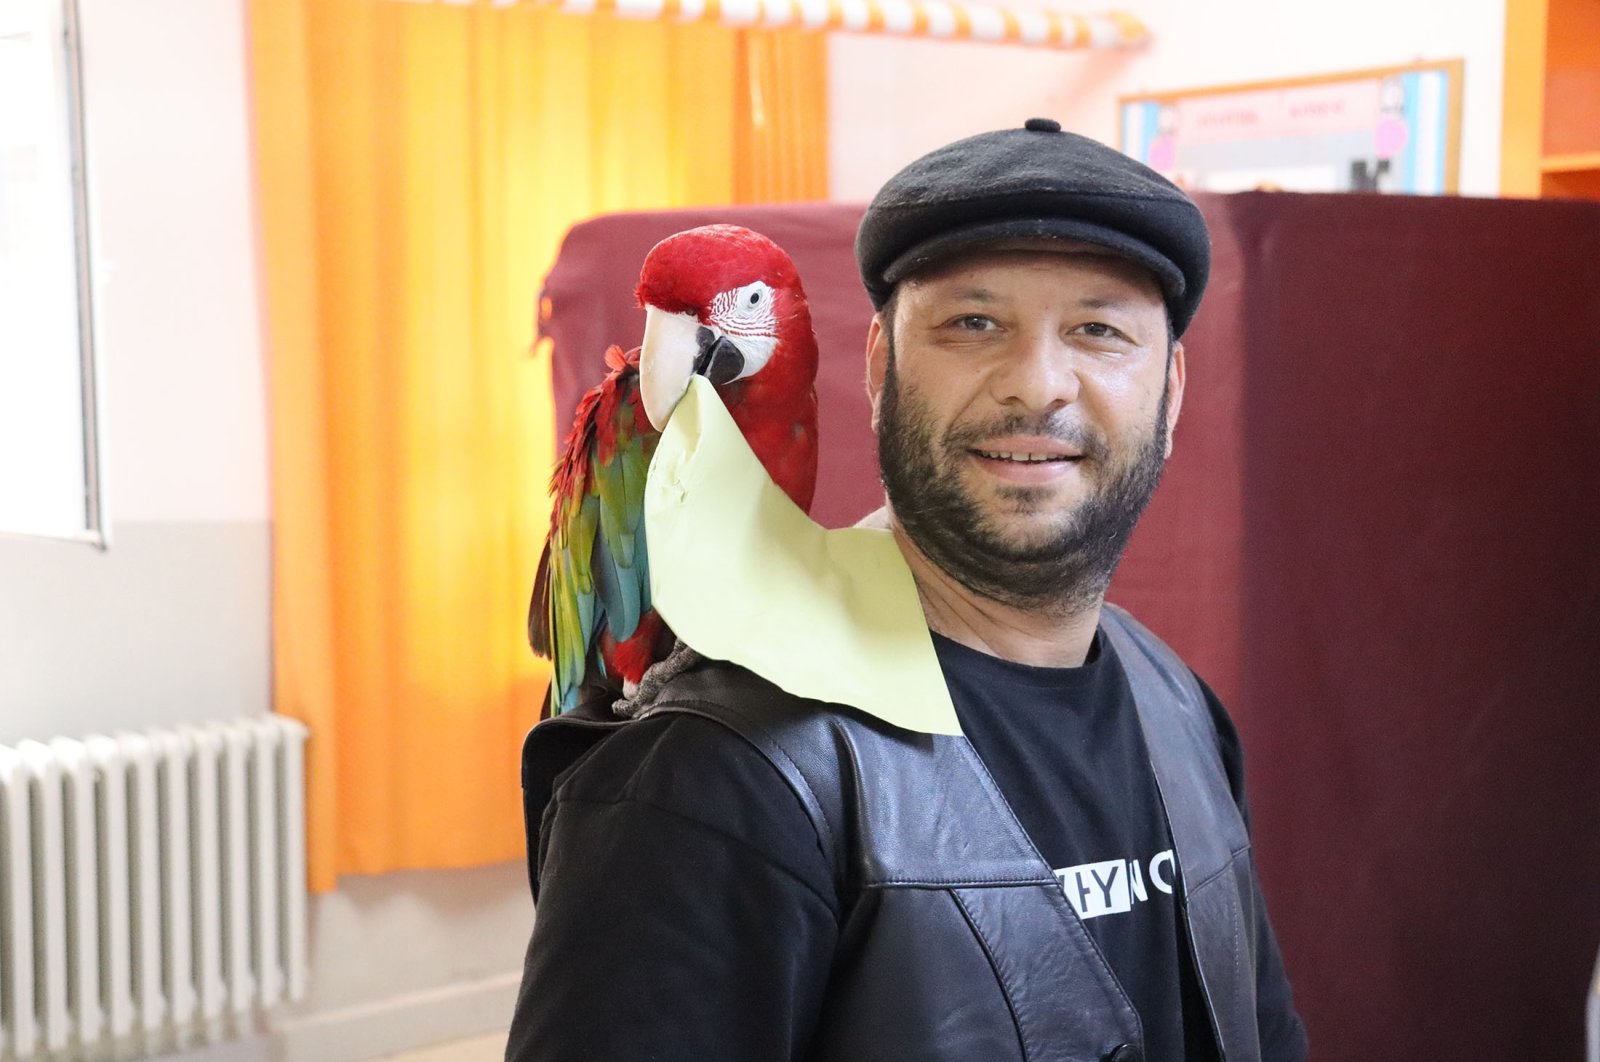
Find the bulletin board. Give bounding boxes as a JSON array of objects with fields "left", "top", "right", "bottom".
[{"left": 1118, "top": 60, "right": 1463, "bottom": 195}]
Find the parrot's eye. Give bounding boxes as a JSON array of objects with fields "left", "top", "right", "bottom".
[
  {"left": 703, "top": 280, "right": 782, "bottom": 385},
  {"left": 714, "top": 281, "right": 776, "bottom": 328}
]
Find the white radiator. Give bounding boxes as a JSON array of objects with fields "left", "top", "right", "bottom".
[{"left": 0, "top": 715, "right": 309, "bottom": 1060}]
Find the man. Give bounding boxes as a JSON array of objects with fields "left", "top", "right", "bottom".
[{"left": 507, "top": 120, "right": 1307, "bottom": 1062}]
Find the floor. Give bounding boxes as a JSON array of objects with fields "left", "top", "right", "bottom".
[{"left": 377, "top": 1032, "right": 506, "bottom": 1061}]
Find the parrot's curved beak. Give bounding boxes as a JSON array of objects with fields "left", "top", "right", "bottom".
[
  {"left": 640, "top": 306, "right": 747, "bottom": 431},
  {"left": 640, "top": 305, "right": 701, "bottom": 431}
]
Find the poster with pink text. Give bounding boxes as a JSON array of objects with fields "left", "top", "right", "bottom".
[{"left": 1119, "top": 61, "right": 1461, "bottom": 195}]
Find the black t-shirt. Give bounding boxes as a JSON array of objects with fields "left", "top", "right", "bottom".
[
  {"left": 934, "top": 630, "right": 1189, "bottom": 1062},
  {"left": 506, "top": 631, "right": 1307, "bottom": 1062}
]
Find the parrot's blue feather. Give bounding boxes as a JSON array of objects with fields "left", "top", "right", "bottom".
[
  {"left": 618, "top": 435, "right": 646, "bottom": 533},
  {"left": 592, "top": 530, "right": 641, "bottom": 642},
  {"left": 595, "top": 462, "right": 631, "bottom": 570},
  {"left": 636, "top": 508, "right": 652, "bottom": 617}
]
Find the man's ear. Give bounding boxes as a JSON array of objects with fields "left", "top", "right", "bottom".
[
  {"left": 865, "top": 313, "right": 890, "bottom": 433},
  {"left": 1163, "top": 341, "right": 1187, "bottom": 458}
]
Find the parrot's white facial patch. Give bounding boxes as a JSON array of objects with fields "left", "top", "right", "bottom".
[{"left": 708, "top": 281, "right": 779, "bottom": 382}]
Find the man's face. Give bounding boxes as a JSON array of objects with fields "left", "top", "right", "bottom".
[{"left": 866, "top": 244, "right": 1186, "bottom": 614}]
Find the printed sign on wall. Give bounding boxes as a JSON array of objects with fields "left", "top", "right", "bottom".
[{"left": 1119, "top": 61, "right": 1462, "bottom": 195}]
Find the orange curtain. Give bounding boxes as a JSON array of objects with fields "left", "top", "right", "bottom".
[
  {"left": 250, "top": 0, "right": 828, "bottom": 892},
  {"left": 736, "top": 30, "right": 830, "bottom": 201}
]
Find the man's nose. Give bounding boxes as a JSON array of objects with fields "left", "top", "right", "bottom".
[{"left": 990, "top": 330, "right": 1081, "bottom": 411}]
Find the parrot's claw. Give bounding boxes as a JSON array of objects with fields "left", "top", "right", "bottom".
[{"left": 612, "top": 641, "right": 703, "bottom": 720}]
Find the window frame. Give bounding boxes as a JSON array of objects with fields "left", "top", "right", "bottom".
[{"left": 0, "top": 0, "right": 106, "bottom": 548}]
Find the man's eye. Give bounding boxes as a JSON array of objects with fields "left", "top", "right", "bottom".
[
  {"left": 1077, "top": 322, "right": 1126, "bottom": 340},
  {"left": 952, "top": 315, "right": 996, "bottom": 331}
]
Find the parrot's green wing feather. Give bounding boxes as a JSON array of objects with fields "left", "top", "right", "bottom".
[
  {"left": 545, "top": 493, "right": 599, "bottom": 711},
  {"left": 534, "top": 356, "right": 658, "bottom": 713},
  {"left": 618, "top": 431, "right": 655, "bottom": 617}
]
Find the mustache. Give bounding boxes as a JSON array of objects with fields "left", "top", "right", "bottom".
[{"left": 943, "top": 413, "right": 1111, "bottom": 462}]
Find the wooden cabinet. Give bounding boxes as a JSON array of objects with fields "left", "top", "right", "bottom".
[{"left": 1502, "top": 0, "right": 1600, "bottom": 198}]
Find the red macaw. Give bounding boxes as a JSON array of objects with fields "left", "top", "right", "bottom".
[{"left": 529, "top": 225, "right": 819, "bottom": 715}]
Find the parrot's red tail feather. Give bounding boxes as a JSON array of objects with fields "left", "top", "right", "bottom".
[{"left": 603, "top": 612, "right": 674, "bottom": 689}]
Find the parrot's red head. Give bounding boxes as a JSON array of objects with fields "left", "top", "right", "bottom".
[{"left": 634, "top": 224, "right": 817, "bottom": 431}]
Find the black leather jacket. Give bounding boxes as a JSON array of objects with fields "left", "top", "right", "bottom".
[{"left": 520, "top": 605, "right": 1297, "bottom": 1062}]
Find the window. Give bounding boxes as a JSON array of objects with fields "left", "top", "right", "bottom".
[{"left": 0, "top": 0, "right": 104, "bottom": 545}]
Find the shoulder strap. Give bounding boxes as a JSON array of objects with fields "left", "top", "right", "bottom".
[
  {"left": 1099, "top": 603, "right": 1245, "bottom": 881},
  {"left": 1099, "top": 603, "right": 1216, "bottom": 751},
  {"left": 1100, "top": 603, "right": 1259, "bottom": 1062}
]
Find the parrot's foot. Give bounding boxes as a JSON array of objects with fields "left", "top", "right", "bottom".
[{"left": 613, "top": 641, "right": 702, "bottom": 719}]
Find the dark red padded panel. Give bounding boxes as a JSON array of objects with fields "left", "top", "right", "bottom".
[
  {"left": 1109, "top": 191, "right": 1252, "bottom": 704},
  {"left": 538, "top": 193, "right": 1600, "bottom": 1062},
  {"left": 1201, "top": 192, "right": 1600, "bottom": 1062}
]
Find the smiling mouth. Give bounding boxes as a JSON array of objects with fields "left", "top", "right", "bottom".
[{"left": 970, "top": 449, "right": 1080, "bottom": 464}]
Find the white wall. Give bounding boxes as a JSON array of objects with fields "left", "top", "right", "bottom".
[
  {"left": 84, "top": 0, "right": 270, "bottom": 526},
  {"left": 1, "top": 0, "right": 271, "bottom": 742},
  {"left": 829, "top": 0, "right": 1507, "bottom": 200},
  {"left": 0, "top": 4, "right": 532, "bottom": 1059}
]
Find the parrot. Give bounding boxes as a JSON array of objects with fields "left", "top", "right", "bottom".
[{"left": 529, "top": 224, "right": 820, "bottom": 716}]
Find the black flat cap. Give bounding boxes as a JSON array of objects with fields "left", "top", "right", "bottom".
[{"left": 856, "top": 118, "right": 1211, "bottom": 335}]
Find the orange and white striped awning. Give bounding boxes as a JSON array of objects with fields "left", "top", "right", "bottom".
[{"left": 426, "top": 0, "right": 1149, "bottom": 50}]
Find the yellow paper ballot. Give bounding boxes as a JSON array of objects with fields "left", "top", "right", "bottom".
[{"left": 644, "top": 376, "right": 962, "bottom": 736}]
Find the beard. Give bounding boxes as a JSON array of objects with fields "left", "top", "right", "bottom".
[{"left": 876, "top": 344, "right": 1170, "bottom": 617}]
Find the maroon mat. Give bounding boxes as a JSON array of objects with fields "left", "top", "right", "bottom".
[{"left": 537, "top": 193, "right": 1600, "bottom": 1062}]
